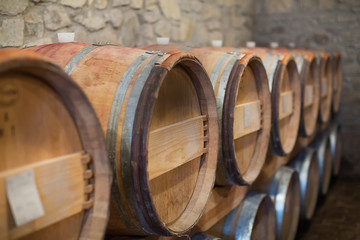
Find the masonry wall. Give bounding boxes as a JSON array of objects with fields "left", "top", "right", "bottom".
[
  {"left": 254, "top": 0, "right": 360, "bottom": 174},
  {"left": 0, "top": 0, "right": 254, "bottom": 48}
]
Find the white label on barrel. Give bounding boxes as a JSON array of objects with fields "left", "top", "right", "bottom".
[
  {"left": 321, "top": 80, "right": 327, "bottom": 97},
  {"left": 6, "top": 170, "right": 45, "bottom": 226},
  {"left": 283, "top": 94, "right": 290, "bottom": 114},
  {"left": 244, "top": 104, "right": 250, "bottom": 128},
  {"left": 305, "top": 85, "right": 313, "bottom": 106}
]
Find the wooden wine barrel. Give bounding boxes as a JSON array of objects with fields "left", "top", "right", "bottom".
[
  {"left": 270, "top": 49, "right": 320, "bottom": 137},
  {"left": 329, "top": 121, "right": 342, "bottom": 176},
  {"left": 309, "top": 131, "right": 332, "bottom": 195},
  {"left": 28, "top": 43, "right": 219, "bottom": 236},
  {"left": 268, "top": 166, "right": 300, "bottom": 240},
  {"left": 139, "top": 45, "right": 271, "bottom": 186},
  {"left": 331, "top": 52, "right": 342, "bottom": 114},
  {"left": 211, "top": 47, "right": 301, "bottom": 156},
  {"left": 206, "top": 192, "right": 276, "bottom": 240},
  {"left": 313, "top": 51, "right": 333, "bottom": 123},
  {"left": 288, "top": 148, "right": 319, "bottom": 220},
  {"left": 0, "top": 50, "right": 111, "bottom": 239}
]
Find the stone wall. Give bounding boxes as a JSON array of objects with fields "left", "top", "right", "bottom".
[
  {"left": 253, "top": 0, "right": 360, "bottom": 172},
  {"left": 0, "top": 0, "right": 254, "bottom": 48}
]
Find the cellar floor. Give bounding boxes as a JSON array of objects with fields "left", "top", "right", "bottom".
[{"left": 296, "top": 156, "right": 360, "bottom": 240}]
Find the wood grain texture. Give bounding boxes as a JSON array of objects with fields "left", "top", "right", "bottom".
[
  {"left": 29, "top": 44, "right": 218, "bottom": 236},
  {"left": 140, "top": 45, "right": 271, "bottom": 186},
  {"left": 0, "top": 50, "right": 111, "bottom": 240}
]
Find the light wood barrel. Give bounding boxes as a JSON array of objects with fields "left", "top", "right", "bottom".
[
  {"left": 331, "top": 52, "right": 342, "bottom": 114},
  {"left": 329, "top": 121, "right": 342, "bottom": 176},
  {"left": 288, "top": 148, "right": 319, "bottom": 220},
  {"left": 0, "top": 50, "right": 111, "bottom": 239},
  {"left": 268, "top": 166, "right": 300, "bottom": 240},
  {"left": 139, "top": 45, "right": 271, "bottom": 186},
  {"left": 28, "top": 43, "right": 218, "bottom": 236},
  {"left": 313, "top": 51, "right": 333, "bottom": 123},
  {"left": 207, "top": 192, "right": 276, "bottom": 240},
  {"left": 309, "top": 131, "right": 332, "bottom": 195},
  {"left": 229, "top": 47, "right": 301, "bottom": 156},
  {"left": 272, "top": 49, "right": 320, "bottom": 137}
]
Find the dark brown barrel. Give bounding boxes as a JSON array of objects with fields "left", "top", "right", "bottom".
[
  {"left": 237, "top": 47, "right": 301, "bottom": 156},
  {"left": 28, "top": 43, "right": 218, "bottom": 236},
  {"left": 207, "top": 192, "right": 276, "bottom": 240},
  {"left": 268, "top": 166, "right": 300, "bottom": 240},
  {"left": 329, "top": 121, "right": 342, "bottom": 176},
  {"left": 288, "top": 148, "right": 319, "bottom": 220},
  {"left": 313, "top": 51, "right": 333, "bottom": 123},
  {"left": 139, "top": 45, "right": 272, "bottom": 186},
  {"left": 0, "top": 50, "right": 111, "bottom": 239},
  {"left": 192, "top": 233, "right": 220, "bottom": 240},
  {"left": 309, "top": 131, "right": 332, "bottom": 195},
  {"left": 331, "top": 52, "right": 342, "bottom": 114}
]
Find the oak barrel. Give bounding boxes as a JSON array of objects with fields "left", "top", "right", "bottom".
[
  {"left": 207, "top": 191, "right": 276, "bottom": 240},
  {"left": 0, "top": 50, "right": 111, "bottom": 239},
  {"left": 192, "top": 234, "right": 220, "bottom": 240},
  {"left": 268, "top": 166, "right": 300, "bottom": 240},
  {"left": 213, "top": 47, "right": 301, "bottom": 156},
  {"left": 140, "top": 45, "right": 272, "bottom": 186},
  {"left": 309, "top": 131, "right": 332, "bottom": 195},
  {"left": 28, "top": 43, "right": 219, "bottom": 236},
  {"left": 271, "top": 49, "right": 320, "bottom": 137},
  {"left": 329, "top": 121, "right": 342, "bottom": 176},
  {"left": 313, "top": 51, "right": 333, "bottom": 123},
  {"left": 288, "top": 148, "right": 319, "bottom": 220},
  {"left": 331, "top": 52, "right": 342, "bottom": 114}
]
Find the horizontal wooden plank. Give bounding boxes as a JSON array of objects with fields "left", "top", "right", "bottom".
[
  {"left": 0, "top": 152, "right": 86, "bottom": 239},
  {"left": 148, "top": 115, "right": 207, "bottom": 180},
  {"left": 279, "top": 90, "right": 293, "bottom": 120},
  {"left": 304, "top": 85, "right": 314, "bottom": 108},
  {"left": 233, "top": 100, "right": 261, "bottom": 139}
]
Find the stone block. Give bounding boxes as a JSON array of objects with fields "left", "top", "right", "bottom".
[
  {"left": 266, "top": 0, "right": 293, "bottom": 13},
  {"left": 144, "top": 5, "right": 161, "bottom": 23},
  {"left": 119, "top": 11, "right": 140, "bottom": 47},
  {"left": 110, "top": 8, "right": 123, "bottom": 28},
  {"left": 61, "top": 0, "right": 87, "bottom": 8},
  {"left": 155, "top": 19, "right": 171, "bottom": 37},
  {"left": 131, "top": 0, "right": 143, "bottom": 9},
  {"left": 24, "top": 12, "right": 44, "bottom": 38},
  {"left": 74, "top": 10, "right": 106, "bottom": 32},
  {"left": 23, "top": 37, "right": 53, "bottom": 47},
  {"left": 0, "top": 18, "right": 24, "bottom": 47},
  {"left": 112, "top": 0, "right": 130, "bottom": 7},
  {"left": 203, "top": 5, "right": 222, "bottom": 20},
  {"left": 145, "top": 0, "right": 157, "bottom": 10},
  {"left": 159, "top": 0, "right": 181, "bottom": 20},
  {"left": 43, "top": 5, "right": 72, "bottom": 30},
  {"left": 95, "top": 0, "right": 108, "bottom": 9},
  {"left": 0, "top": 0, "right": 28, "bottom": 16}
]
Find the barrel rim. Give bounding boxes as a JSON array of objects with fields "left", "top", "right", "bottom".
[
  {"left": 221, "top": 53, "right": 271, "bottom": 185},
  {"left": 0, "top": 50, "right": 112, "bottom": 240},
  {"left": 269, "top": 165, "right": 300, "bottom": 240},
  {"left": 299, "top": 55, "right": 320, "bottom": 137},
  {"left": 130, "top": 52, "right": 218, "bottom": 235},
  {"left": 271, "top": 56, "right": 301, "bottom": 155}
]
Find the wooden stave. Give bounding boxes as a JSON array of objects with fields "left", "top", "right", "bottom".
[
  {"left": 331, "top": 52, "right": 342, "bottom": 114},
  {"left": 28, "top": 43, "right": 219, "bottom": 236},
  {"left": 268, "top": 166, "right": 300, "bottom": 240},
  {"left": 287, "top": 148, "right": 319, "bottom": 220},
  {"left": 0, "top": 50, "right": 111, "bottom": 239},
  {"left": 139, "top": 45, "right": 272, "bottom": 186}
]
